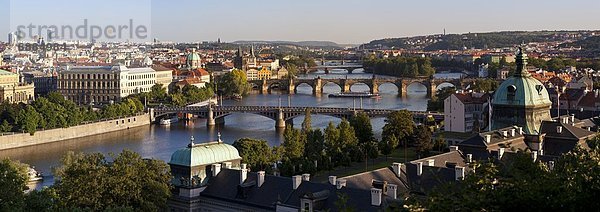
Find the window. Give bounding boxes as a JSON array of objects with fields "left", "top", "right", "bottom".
[{"left": 507, "top": 85, "right": 516, "bottom": 101}]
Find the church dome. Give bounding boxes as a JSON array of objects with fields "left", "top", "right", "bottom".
[
  {"left": 492, "top": 48, "right": 552, "bottom": 135},
  {"left": 186, "top": 49, "right": 201, "bottom": 69},
  {"left": 493, "top": 49, "right": 552, "bottom": 107},
  {"left": 169, "top": 137, "right": 242, "bottom": 167}
]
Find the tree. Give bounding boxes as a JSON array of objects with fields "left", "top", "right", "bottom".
[
  {"left": 471, "top": 79, "right": 499, "bottom": 92},
  {"left": 0, "top": 120, "right": 11, "bottom": 132},
  {"left": 233, "top": 138, "right": 274, "bottom": 171},
  {"left": 337, "top": 120, "right": 360, "bottom": 163},
  {"left": 350, "top": 112, "right": 374, "bottom": 144},
  {"left": 302, "top": 108, "right": 312, "bottom": 132},
  {"left": 0, "top": 159, "right": 28, "bottom": 210},
  {"left": 16, "top": 105, "right": 42, "bottom": 135},
  {"left": 148, "top": 84, "right": 167, "bottom": 102},
  {"left": 53, "top": 150, "right": 171, "bottom": 211},
  {"left": 382, "top": 110, "right": 414, "bottom": 147},
  {"left": 282, "top": 126, "right": 306, "bottom": 161},
  {"left": 219, "top": 69, "right": 250, "bottom": 96},
  {"left": 413, "top": 125, "right": 434, "bottom": 158},
  {"left": 379, "top": 134, "right": 398, "bottom": 159}
]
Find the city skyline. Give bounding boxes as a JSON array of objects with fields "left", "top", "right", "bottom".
[{"left": 1, "top": 0, "right": 600, "bottom": 44}]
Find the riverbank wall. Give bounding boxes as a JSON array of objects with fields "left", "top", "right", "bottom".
[{"left": 0, "top": 113, "right": 150, "bottom": 151}]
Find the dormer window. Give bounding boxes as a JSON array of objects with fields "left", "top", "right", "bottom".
[{"left": 507, "top": 85, "right": 516, "bottom": 101}]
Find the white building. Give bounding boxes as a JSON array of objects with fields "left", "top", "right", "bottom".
[
  {"left": 444, "top": 92, "right": 490, "bottom": 133},
  {"left": 57, "top": 65, "right": 163, "bottom": 104},
  {"left": 478, "top": 64, "right": 489, "bottom": 78}
]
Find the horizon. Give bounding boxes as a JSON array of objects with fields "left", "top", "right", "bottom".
[{"left": 1, "top": 0, "right": 600, "bottom": 44}]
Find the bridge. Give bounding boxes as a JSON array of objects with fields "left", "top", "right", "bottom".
[
  {"left": 251, "top": 76, "right": 479, "bottom": 98},
  {"left": 150, "top": 105, "right": 443, "bottom": 130},
  {"left": 308, "top": 64, "right": 364, "bottom": 74}
]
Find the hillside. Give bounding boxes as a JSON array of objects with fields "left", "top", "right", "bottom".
[
  {"left": 232, "top": 40, "right": 341, "bottom": 48},
  {"left": 364, "top": 31, "right": 599, "bottom": 50}
]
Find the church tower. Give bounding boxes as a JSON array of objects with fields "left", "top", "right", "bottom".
[{"left": 492, "top": 48, "right": 552, "bottom": 134}]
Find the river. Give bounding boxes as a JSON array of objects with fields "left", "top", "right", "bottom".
[{"left": 0, "top": 68, "right": 431, "bottom": 189}]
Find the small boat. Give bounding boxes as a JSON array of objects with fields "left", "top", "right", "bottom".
[
  {"left": 28, "top": 167, "right": 43, "bottom": 182},
  {"left": 328, "top": 92, "right": 380, "bottom": 98},
  {"left": 159, "top": 116, "right": 179, "bottom": 125}
]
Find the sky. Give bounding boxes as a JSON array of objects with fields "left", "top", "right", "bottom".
[{"left": 1, "top": 0, "right": 599, "bottom": 44}]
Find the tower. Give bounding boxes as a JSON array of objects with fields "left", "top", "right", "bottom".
[
  {"left": 233, "top": 46, "right": 244, "bottom": 70},
  {"left": 492, "top": 48, "right": 552, "bottom": 134}
]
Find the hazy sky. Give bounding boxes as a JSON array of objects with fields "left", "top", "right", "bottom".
[{"left": 1, "top": 0, "right": 599, "bottom": 44}]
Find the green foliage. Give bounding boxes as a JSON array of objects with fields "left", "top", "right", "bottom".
[
  {"left": 426, "top": 87, "right": 456, "bottom": 112},
  {"left": 470, "top": 78, "right": 499, "bottom": 92},
  {"left": 233, "top": 138, "right": 276, "bottom": 171},
  {"left": 16, "top": 105, "right": 42, "bottom": 135},
  {"left": 382, "top": 110, "right": 414, "bottom": 147},
  {"left": 414, "top": 146, "right": 600, "bottom": 211},
  {"left": 350, "top": 112, "right": 374, "bottom": 144},
  {"left": 282, "top": 126, "right": 306, "bottom": 161},
  {"left": 379, "top": 134, "right": 398, "bottom": 157},
  {"left": 219, "top": 69, "right": 250, "bottom": 96},
  {"left": 413, "top": 125, "right": 433, "bottom": 158},
  {"left": 147, "top": 84, "right": 167, "bottom": 102},
  {"left": 281, "top": 55, "right": 317, "bottom": 69},
  {"left": 363, "top": 55, "right": 435, "bottom": 77},
  {"left": 334, "top": 192, "right": 356, "bottom": 212},
  {"left": 53, "top": 150, "right": 171, "bottom": 211},
  {"left": 0, "top": 159, "right": 28, "bottom": 210}
]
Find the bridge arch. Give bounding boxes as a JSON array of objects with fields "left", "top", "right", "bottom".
[
  {"left": 350, "top": 82, "right": 370, "bottom": 92},
  {"left": 294, "top": 82, "right": 314, "bottom": 94},
  {"left": 435, "top": 82, "right": 456, "bottom": 90},
  {"left": 322, "top": 81, "right": 342, "bottom": 94},
  {"left": 377, "top": 82, "right": 400, "bottom": 94}
]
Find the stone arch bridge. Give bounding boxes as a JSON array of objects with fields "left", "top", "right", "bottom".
[
  {"left": 251, "top": 77, "right": 478, "bottom": 98},
  {"left": 150, "top": 106, "right": 443, "bottom": 130}
]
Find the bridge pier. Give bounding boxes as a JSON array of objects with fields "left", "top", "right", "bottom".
[
  {"left": 288, "top": 78, "right": 295, "bottom": 94},
  {"left": 206, "top": 106, "right": 225, "bottom": 126},
  {"left": 276, "top": 109, "right": 286, "bottom": 129},
  {"left": 370, "top": 81, "right": 379, "bottom": 94},
  {"left": 347, "top": 69, "right": 353, "bottom": 74},
  {"left": 428, "top": 81, "right": 437, "bottom": 99},
  {"left": 313, "top": 78, "right": 323, "bottom": 95},
  {"left": 400, "top": 81, "right": 408, "bottom": 98},
  {"left": 261, "top": 79, "right": 269, "bottom": 94}
]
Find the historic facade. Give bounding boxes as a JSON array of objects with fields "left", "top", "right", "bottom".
[
  {"left": 57, "top": 65, "right": 160, "bottom": 104},
  {"left": 492, "top": 48, "right": 552, "bottom": 135},
  {"left": 0, "top": 69, "right": 35, "bottom": 104}
]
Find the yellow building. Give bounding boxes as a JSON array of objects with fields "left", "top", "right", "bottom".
[
  {"left": 0, "top": 69, "right": 35, "bottom": 104},
  {"left": 257, "top": 67, "right": 272, "bottom": 80}
]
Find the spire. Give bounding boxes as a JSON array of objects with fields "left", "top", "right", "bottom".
[
  {"left": 188, "top": 135, "right": 195, "bottom": 147},
  {"left": 514, "top": 47, "right": 530, "bottom": 77}
]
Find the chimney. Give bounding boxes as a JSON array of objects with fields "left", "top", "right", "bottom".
[
  {"left": 392, "top": 163, "right": 403, "bottom": 177},
  {"left": 211, "top": 163, "right": 221, "bottom": 177},
  {"left": 427, "top": 159, "right": 435, "bottom": 166},
  {"left": 455, "top": 166, "right": 465, "bottom": 181},
  {"left": 501, "top": 130, "right": 508, "bottom": 137},
  {"left": 587, "top": 126, "right": 592, "bottom": 131},
  {"left": 328, "top": 176, "right": 337, "bottom": 185},
  {"left": 449, "top": 146, "right": 459, "bottom": 151},
  {"left": 557, "top": 126, "right": 563, "bottom": 134},
  {"left": 517, "top": 127, "right": 523, "bottom": 135},
  {"left": 336, "top": 179, "right": 346, "bottom": 189},
  {"left": 240, "top": 164, "right": 248, "bottom": 184},
  {"left": 416, "top": 162, "right": 423, "bottom": 176},
  {"left": 570, "top": 114, "right": 575, "bottom": 123},
  {"left": 466, "top": 154, "right": 473, "bottom": 163},
  {"left": 386, "top": 184, "right": 398, "bottom": 200},
  {"left": 371, "top": 188, "right": 382, "bottom": 206},
  {"left": 257, "top": 171, "right": 265, "bottom": 187},
  {"left": 539, "top": 149, "right": 544, "bottom": 156},
  {"left": 292, "top": 175, "right": 302, "bottom": 190},
  {"left": 485, "top": 134, "right": 492, "bottom": 143},
  {"left": 498, "top": 147, "right": 505, "bottom": 159},
  {"left": 531, "top": 151, "right": 538, "bottom": 162},
  {"left": 222, "top": 162, "right": 232, "bottom": 169},
  {"left": 509, "top": 129, "right": 516, "bottom": 137},
  {"left": 302, "top": 173, "right": 310, "bottom": 182}
]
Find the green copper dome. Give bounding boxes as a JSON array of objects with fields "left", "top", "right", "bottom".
[
  {"left": 492, "top": 49, "right": 552, "bottom": 107},
  {"left": 169, "top": 139, "right": 241, "bottom": 167},
  {"left": 186, "top": 50, "right": 201, "bottom": 62},
  {"left": 492, "top": 48, "right": 552, "bottom": 135}
]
